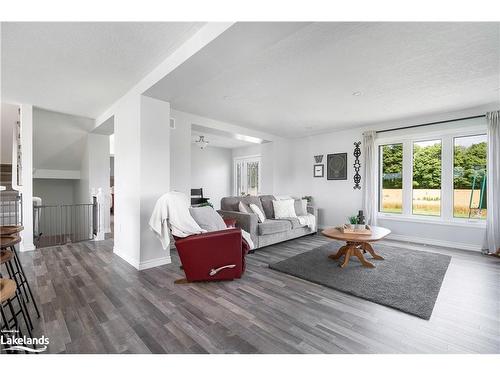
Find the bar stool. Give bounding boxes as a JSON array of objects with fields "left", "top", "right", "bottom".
[
  {"left": 1, "top": 248, "right": 35, "bottom": 330},
  {"left": 0, "top": 225, "right": 24, "bottom": 236},
  {"left": 0, "top": 235, "right": 40, "bottom": 319},
  {"left": 0, "top": 277, "right": 34, "bottom": 353}
]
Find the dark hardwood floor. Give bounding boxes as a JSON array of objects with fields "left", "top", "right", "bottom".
[{"left": 16, "top": 234, "right": 500, "bottom": 353}]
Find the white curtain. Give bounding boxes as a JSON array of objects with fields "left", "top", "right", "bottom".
[
  {"left": 486, "top": 111, "right": 500, "bottom": 254},
  {"left": 362, "top": 131, "right": 377, "bottom": 225}
]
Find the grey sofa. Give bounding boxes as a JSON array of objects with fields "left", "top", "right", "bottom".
[{"left": 218, "top": 195, "right": 317, "bottom": 249}]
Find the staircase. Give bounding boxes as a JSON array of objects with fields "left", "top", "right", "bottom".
[{"left": 0, "top": 164, "right": 22, "bottom": 225}]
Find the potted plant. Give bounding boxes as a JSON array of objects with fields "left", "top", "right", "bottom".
[
  {"left": 302, "top": 196, "right": 313, "bottom": 206},
  {"left": 348, "top": 215, "right": 361, "bottom": 230}
]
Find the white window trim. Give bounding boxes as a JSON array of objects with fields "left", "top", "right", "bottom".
[
  {"left": 233, "top": 154, "right": 262, "bottom": 196},
  {"left": 375, "top": 124, "right": 487, "bottom": 228}
]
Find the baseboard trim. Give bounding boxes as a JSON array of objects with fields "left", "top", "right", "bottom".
[
  {"left": 113, "top": 247, "right": 140, "bottom": 269},
  {"left": 138, "top": 256, "right": 171, "bottom": 270},
  {"left": 113, "top": 247, "right": 172, "bottom": 270},
  {"left": 387, "top": 233, "right": 483, "bottom": 252}
]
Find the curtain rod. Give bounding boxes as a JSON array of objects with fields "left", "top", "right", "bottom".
[{"left": 376, "top": 114, "right": 486, "bottom": 134}]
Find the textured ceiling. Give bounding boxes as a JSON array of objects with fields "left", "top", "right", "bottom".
[
  {"left": 146, "top": 22, "right": 500, "bottom": 137},
  {"left": 1, "top": 22, "right": 204, "bottom": 118}
]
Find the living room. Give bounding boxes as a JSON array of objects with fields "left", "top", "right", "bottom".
[{"left": 0, "top": 1, "right": 499, "bottom": 372}]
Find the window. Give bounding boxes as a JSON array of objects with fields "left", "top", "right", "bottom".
[
  {"left": 377, "top": 119, "right": 487, "bottom": 222},
  {"left": 412, "top": 139, "right": 441, "bottom": 216},
  {"left": 379, "top": 144, "right": 403, "bottom": 213},
  {"left": 234, "top": 156, "right": 261, "bottom": 196},
  {"left": 453, "top": 134, "right": 487, "bottom": 219}
]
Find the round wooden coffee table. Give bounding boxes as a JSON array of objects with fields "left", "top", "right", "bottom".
[{"left": 321, "top": 226, "right": 391, "bottom": 268}]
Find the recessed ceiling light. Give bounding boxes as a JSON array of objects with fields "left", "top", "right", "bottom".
[{"left": 352, "top": 91, "right": 362, "bottom": 96}]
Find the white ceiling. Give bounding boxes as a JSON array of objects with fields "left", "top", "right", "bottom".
[
  {"left": 146, "top": 22, "right": 500, "bottom": 137},
  {"left": 1, "top": 22, "right": 204, "bottom": 118},
  {"left": 191, "top": 130, "right": 252, "bottom": 149}
]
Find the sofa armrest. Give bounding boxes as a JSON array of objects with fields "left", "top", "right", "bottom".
[
  {"left": 307, "top": 206, "right": 319, "bottom": 232},
  {"left": 218, "top": 210, "right": 258, "bottom": 245}
]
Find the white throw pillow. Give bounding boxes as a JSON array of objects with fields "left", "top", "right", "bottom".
[
  {"left": 249, "top": 203, "right": 266, "bottom": 223},
  {"left": 272, "top": 199, "right": 298, "bottom": 219},
  {"left": 238, "top": 201, "right": 251, "bottom": 214},
  {"left": 294, "top": 199, "right": 308, "bottom": 216}
]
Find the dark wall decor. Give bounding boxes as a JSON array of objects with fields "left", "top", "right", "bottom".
[
  {"left": 313, "top": 164, "right": 324, "bottom": 178},
  {"left": 327, "top": 153, "right": 347, "bottom": 180},
  {"left": 314, "top": 155, "right": 324, "bottom": 163},
  {"left": 353, "top": 141, "right": 361, "bottom": 189}
]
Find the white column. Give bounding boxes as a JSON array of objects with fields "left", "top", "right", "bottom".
[
  {"left": 139, "top": 96, "right": 170, "bottom": 268},
  {"left": 19, "top": 104, "right": 35, "bottom": 251},
  {"left": 113, "top": 94, "right": 170, "bottom": 270},
  {"left": 87, "top": 133, "right": 111, "bottom": 239}
]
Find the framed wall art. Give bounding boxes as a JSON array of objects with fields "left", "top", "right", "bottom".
[
  {"left": 313, "top": 164, "right": 324, "bottom": 177},
  {"left": 327, "top": 153, "right": 347, "bottom": 180}
]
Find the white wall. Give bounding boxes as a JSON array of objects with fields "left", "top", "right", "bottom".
[
  {"left": 170, "top": 109, "right": 281, "bottom": 203},
  {"left": 139, "top": 96, "right": 171, "bottom": 266},
  {"left": 33, "top": 179, "right": 76, "bottom": 205},
  {"left": 113, "top": 94, "right": 171, "bottom": 269},
  {"left": 1, "top": 103, "right": 18, "bottom": 165},
  {"left": 279, "top": 105, "right": 497, "bottom": 251},
  {"left": 33, "top": 107, "right": 94, "bottom": 171},
  {"left": 169, "top": 110, "right": 192, "bottom": 196},
  {"left": 191, "top": 146, "right": 232, "bottom": 210}
]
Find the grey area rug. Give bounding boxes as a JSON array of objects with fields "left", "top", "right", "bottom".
[{"left": 269, "top": 242, "right": 451, "bottom": 319}]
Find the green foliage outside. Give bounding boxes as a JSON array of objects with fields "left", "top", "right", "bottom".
[
  {"left": 412, "top": 143, "right": 442, "bottom": 189},
  {"left": 381, "top": 141, "right": 487, "bottom": 190},
  {"left": 381, "top": 144, "right": 403, "bottom": 189},
  {"left": 453, "top": 142, "right": 487, "bottom": 189}
]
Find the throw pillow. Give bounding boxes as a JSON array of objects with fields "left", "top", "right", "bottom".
[
  {"left": 249, "top": 203, "right": 266, "bottom": 223},
  {"left": 294, "top": 199, "right": 308, "bottom": 216},
  {"left": 272, "top": 199, "right": 298, "bottom": 219},
  {"left": 259, "top": 195, "right": 276, "bottom": 219},
  {"left": 238, "top": 201, "right": 251, "bottom": 214},
  {"left": 189, "top": 206, "right": 227, "bottom": 232}
]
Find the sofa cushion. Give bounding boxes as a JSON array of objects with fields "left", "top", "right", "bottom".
[
  {"left": 221, "top": 196, "right": 241, "bottom": 211},
  {"left": 241, "top": 196, "right": 265, "bottom": 216},
  {"left": 272, "top": 199, "right": 297, "bottom": 219},
  {"left": 258, "top": 219, "right": 292, "bottom": 235},
  {"left": 294, "top": 199, "right": 308, "bottom": 216},
  {"left": 259, "top": 195, "right": 276, "bottom": 219},
  {"left": 249, "top": 203, "right": 266, "bottom": 223},
  {"left": 238, "top": 201, "right": 251, "bottom": 213}
]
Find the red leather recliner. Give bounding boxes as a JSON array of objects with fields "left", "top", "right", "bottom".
[{"left": 174, "top": 224, "right": 249, "bottom": 282}]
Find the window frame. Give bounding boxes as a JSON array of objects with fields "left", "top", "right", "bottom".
[
  {"left": 378, "top": 143, "right": 404, "bottom": 215},
  {"left": 375, "top": 123, "right": 487, "bottom": 227},
  {"left": 411, "top": 138, "right": 443, "bottom": 217},
  {"left": 452, "top": 133, "right": 488, "bottom": 220},
  {"left": 233, "top": 154, "right": 262, "bottom": 196}
]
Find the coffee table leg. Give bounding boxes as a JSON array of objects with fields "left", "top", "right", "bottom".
[
  {"left": 329, "top": 245, "right": 348, "bottom": 260},
  {"left": 362, "top": 242, "right": 384, "bottom": 260},
  {"left": 352, "top": 246, "right": 375, "bottom": 268},
  {"left": 339, "top": 245, "right": 354, "bottom": 268}
]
